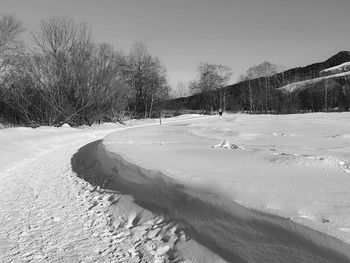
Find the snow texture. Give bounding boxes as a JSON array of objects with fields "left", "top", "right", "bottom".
[
  {"left": 0, "top": 115, "right": 207, "bottom": 263},
  {"left": 2, "top": 113, "right": 350, "bottom": 262},
  {"left": 102, "top": 113, "right": 350, "bottom": 262}
]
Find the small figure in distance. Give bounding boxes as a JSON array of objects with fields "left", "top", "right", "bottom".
[{"left": 218, "top": 108, "right": 223, "bottom": 116}]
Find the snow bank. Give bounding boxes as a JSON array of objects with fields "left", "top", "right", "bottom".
[
  {"left": 97, "top": 113, "right": 350, "bottom": 261},
  {"left": 97, "top": 137, "right": 350, "bottom": 262}
]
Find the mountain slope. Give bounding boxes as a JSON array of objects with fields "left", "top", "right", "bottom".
[{"left": 167, "top": 51, "right": 350, "bottom": 113}]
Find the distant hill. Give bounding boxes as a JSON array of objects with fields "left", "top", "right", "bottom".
[
  {"left": 279, "top": 71, "right": 350, "bottom": 93},
  {"left": 278, "top": 52, "right": 350, "bottom": 93},
  {"left": 167, "top": 51, "right": 350, "bottom": 113},
  {"left": 273, "top": 51, "right": 350, "bottom": 83},
  {"left": 320, "top": 61, "right": 350, "bottom": 76}
]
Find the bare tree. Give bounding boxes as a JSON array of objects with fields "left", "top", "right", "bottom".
[
  {"left": 0, "top": 14, "right": 26, "bottom": 125},
  {"left": 239, "top": 61, "right": 285, "bottom": 113},
  {"left": 191, "top": 62, "right": 232, "bottom": 111},
  {"left": 125, "top": 40, "right": 169, "bottom": 117},
  {"left": 26, "top": 17, "right": 94, "bottom": 124},
  {"left": 171, "top": 82, "right": 191, "bottom": 98},
  {"left": 0, "top": 17, "right": 167, "bottom": 125},
  {"left": 0, "top": 14, "right": 24, "bottom": 71},
  {"left": 1, "top": 16, "right": 129, "bottom": 125},
  {"left": 188, "top": 80, "right": 200, "bottom": 94}
]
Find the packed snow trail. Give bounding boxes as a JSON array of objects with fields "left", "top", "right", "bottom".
[
  {"left": 0, "top": 115, "right": 211, "bottom": 263},
  {"left": 0, "top": 139, "right": 124, "bottom": 262}
]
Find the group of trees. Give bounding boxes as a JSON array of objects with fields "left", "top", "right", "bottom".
[
  {"left": 280, "top": 77, "right": 350, "bottom": 113},
  {"left": 0, "top": 15, "right": 169, "bottom": 126},
  {"left": 169, "top": 61, "right": 282, "bottom": 114},
  {"left": 168, "top": 63, "right": 232, "bottom": 113},
  {"left": 237, "top": 61, "right": 286, "bottom": 113},
  {"left": 169, "top": 59, "right": 350, "bottom": 114},
  {"left": 170, "top": 82, "right": 191, "bottom": 99},
  {"left": 125, "top": 41, "right": 168, "bottom": 118},
  {"left": 189, "top": 63, "right": 232, "bottom": 112},
  {"left": 237, "top": 61, "right": 350, "bottom": 113},
  {"left": 2, "top": 14, "right": 349, "bottom": 125}
]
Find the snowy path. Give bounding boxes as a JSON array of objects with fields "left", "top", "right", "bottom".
[
  {"left": 0, "top": 115, "right": 210, "bottom": 263},
  {"left": 0, "top": 139, "right": 129, "bottom": 262}
]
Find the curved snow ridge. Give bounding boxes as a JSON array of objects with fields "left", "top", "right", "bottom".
[{"left": 97, "top": 141, "right": 350, "bottom": 263}]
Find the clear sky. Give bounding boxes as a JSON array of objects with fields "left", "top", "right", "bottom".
[{"left": 1, "top": 0, "right": 349, "bottom": 88}]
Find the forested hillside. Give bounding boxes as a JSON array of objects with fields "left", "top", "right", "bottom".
[{"left": 168, "top": 51, "right": 350, "bottom": 114}]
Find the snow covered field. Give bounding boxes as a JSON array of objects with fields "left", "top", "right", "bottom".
[
  {"left": 2, "top": 113, "right": 350, "bottom": 262},
  {"left": 100, "top": 113, "right": 350, "bottom": 262}
]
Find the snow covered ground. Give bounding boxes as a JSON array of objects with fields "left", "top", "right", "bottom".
[
  {"left": 100, "top": 112, "right": 350, "bottom": 262},
  {"left": 2, "top": 113, "right": 350, "bottom": 262},
  {"left": 0, "top": 115, "right": 209, "bottom": 263}
]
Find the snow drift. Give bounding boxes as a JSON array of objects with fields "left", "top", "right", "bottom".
[{"left": 71, "top": 137, "right": 350, "bottom": 262}]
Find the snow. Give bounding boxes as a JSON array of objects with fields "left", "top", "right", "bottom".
[
  {"left": 101, "top": 113, "right": 350, "bottom": 262},
  {"left": 0, "top": 123, "right": 121, "bottom": 171},
  {"left": 2, "top": 113, "right": 350, "bottom": 262},
  {"left": 320, "top": 62, "right": 350, "bottom": 74},
  {"left": 0, "top": 115, "right": 204, "bottom": 171},
  {"left": 0, "top": 115, "right": 212, "bottom": 263},
  {"left": 279, "top": 71, "right": 350, "bottom": 93}
]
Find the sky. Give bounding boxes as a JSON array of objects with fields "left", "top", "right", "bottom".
[{"left": 1, "top": 0, "right": 349, "bottom": 89}]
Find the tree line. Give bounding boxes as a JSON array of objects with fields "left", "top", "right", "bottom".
[
  {"left": 0, "top": 15, "right": 169, "bottom": 126},
  {"left": 168, "top": 57, "right": 350, "bottom": 114},
  {"left": 2, "top": 14, "right": 349, "bottom": 126}
]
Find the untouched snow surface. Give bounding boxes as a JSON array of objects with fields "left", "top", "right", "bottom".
[{"left": 101, "top": 113, "right": 350, "bottom": 262}]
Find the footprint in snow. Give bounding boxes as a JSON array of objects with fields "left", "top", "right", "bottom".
[
  {"left": 52, "top": 216, "right": 61, "bottom": 222},
  {"left": 321, "top": 217, "right": 330, "bottom": 223}
]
